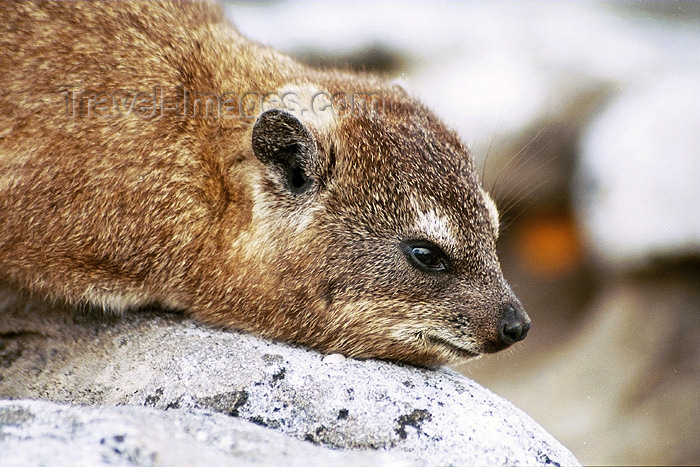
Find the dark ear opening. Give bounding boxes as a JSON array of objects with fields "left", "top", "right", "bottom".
[{"left": 252, "top": 109, "right": 316, "bottom": 195}]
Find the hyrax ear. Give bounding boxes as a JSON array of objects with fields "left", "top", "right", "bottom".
[{"left": 252, "top": 109, "right": 317, "bottom": 195}]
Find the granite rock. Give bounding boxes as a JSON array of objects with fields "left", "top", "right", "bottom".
[
  {"left": 0, "top": 286, "right": 578, "bottom": 466},
  {"left": 0, "top": 399, "right": 408, "bottom": 467}
]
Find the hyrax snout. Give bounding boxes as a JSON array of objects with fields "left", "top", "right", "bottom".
[{"left": 0, "top": 1, "right": 530, "bottom": 367}]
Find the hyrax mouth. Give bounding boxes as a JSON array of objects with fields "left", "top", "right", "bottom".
[{"left": 423, "top": 333, "right": 480, "bottom": 360}]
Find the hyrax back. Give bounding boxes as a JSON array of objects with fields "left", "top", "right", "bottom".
[{"left": 0, "top": 1, "right": 529, "bottom": 367}]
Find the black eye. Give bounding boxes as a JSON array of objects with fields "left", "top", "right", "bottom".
[{"left": 401, "top": 241, "right": 448, "bottom": 273}]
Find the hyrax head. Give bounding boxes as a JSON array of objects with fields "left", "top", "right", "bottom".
[{"left": 248, "top": 87, "right": 530, "bottom": 367}]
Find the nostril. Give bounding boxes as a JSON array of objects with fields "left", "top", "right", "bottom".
[
  {"left": 498, "top": 304, "right": 531, "bottom": 345},
  {"left": 499, "top": 321, "right": 523, "bottom": 344}
]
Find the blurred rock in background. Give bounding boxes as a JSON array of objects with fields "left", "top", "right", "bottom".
[{"left": 225, "top": 1, "right": 700, "bottom": 464}]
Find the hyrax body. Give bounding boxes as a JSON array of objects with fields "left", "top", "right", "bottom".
[{"left": 0, "top": 1, "right": 529, "bottom": 367}]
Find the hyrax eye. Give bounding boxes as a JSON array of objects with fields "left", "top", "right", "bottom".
[
  {"left": 401, "top": 241, "right": 449, "bottom": 273},
  {"left": 412, "top": 247, "right": 443, "bottom": 269}
]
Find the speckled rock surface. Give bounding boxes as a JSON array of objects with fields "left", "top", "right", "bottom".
[
  {"left": 0, "top": 399, "right": 409, "bottom": 467},
  {"left": 0, "top": 287, "right": 579, "bottom": 466}
]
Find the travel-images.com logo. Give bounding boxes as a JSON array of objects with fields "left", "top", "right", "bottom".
[{"left": 58, "top": 85, "right": 385, "bottom": 121}]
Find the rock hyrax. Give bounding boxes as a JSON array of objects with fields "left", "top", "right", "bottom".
[{"left": 0, "top": 1, "right": 530, "bottom": 367}]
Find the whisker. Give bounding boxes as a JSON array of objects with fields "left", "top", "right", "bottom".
[
  {"left": 490, "top": 124, "right": 549, "bottom": 200},
  {"left": 495, "top": 140, "right": 556, "bottom": 206},
  {"left": 498, "top": 179, "right": 549, "bottom": 233},
  {"left": 480, "top": 101, "right": 513, "bottom": 185}
]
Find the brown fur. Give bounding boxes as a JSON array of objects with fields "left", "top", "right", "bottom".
[{"left": 0, "top": 1, "right": 529, "bottom": 367}]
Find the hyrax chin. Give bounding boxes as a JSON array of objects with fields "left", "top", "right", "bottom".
[{"left": 0, "top": 1, "right": 529, "bottom": 367}]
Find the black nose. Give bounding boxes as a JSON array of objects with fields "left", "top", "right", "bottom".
[{"left": 498, "top": 303, "right": 531, "bottom": 345}]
